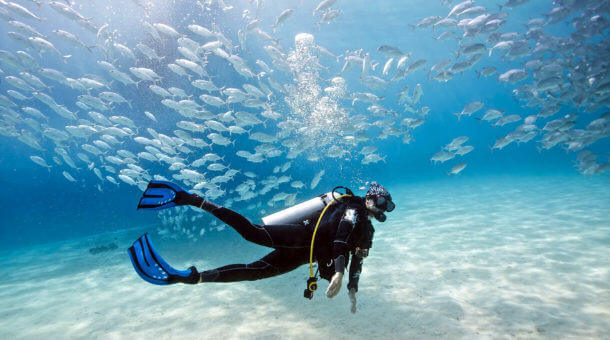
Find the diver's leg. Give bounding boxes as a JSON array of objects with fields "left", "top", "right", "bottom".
[
  {"left": 200, "top": 248, "right": 309, "bottom": 283},
  {"left": 178, "top": 193, "right": 274, "bottom": 246},
  {"left": 209, "top": 208, "right": 312, "bottom": 248},
  {"left": 181, "top": 194, "right": 311, "bottom": 248}
]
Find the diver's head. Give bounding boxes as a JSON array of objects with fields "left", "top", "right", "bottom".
[{"left": 364, "top": 181, "right": 395, "bottom": 222}]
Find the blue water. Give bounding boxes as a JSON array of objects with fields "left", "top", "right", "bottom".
[{"left": 0, "top": 0, "right": 609, "bottom": 338}]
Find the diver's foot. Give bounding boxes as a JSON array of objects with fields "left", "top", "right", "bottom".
[
  {"left": 185, "top": 266, "right": 203, "bottom": 284},
  {"left": 169, "top": 266, "right": 202, "bottom": 284}
]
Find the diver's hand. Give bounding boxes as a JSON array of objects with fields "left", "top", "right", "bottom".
[
  {"left": 326, "top": 272, "right": 343, "bottom": 298},
  {"left": 348, "top": 288, "right": 357, "bottom": 313}
]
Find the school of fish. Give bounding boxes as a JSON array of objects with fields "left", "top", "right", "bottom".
[{"left": 0, "top": 0, "right": 608, "bottom": 239}]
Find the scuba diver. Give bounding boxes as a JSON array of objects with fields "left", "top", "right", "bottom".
[{"left": 128, "top": 180, "right": 394, "bottom": 313}]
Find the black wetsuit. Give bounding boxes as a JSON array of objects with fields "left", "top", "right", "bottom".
[{"left": 187, "top": 195, "right": 374, "bottom": 292}]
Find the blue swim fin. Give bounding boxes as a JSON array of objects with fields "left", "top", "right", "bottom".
[
  {"left": 137, "top": 180, "right": 186, "bottom": 210},
  {"left": 127, "top": 233, "right": 199, "bottom": 285}
]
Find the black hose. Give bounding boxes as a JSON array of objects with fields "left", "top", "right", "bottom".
[{"left": 331, "top": 186, "right": 354, "bottom": 200}]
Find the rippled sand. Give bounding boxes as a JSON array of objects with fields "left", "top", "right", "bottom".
[{"left": 1, "top": 175, "right": 608, "bottom": 339}]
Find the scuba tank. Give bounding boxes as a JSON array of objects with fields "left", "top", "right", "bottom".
[{"left": 261, "top": 192, "right": 336, "bottom": 226}]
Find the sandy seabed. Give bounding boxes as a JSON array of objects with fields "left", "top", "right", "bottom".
[{"left": 0, "top": 175, "right": 608, "bottom": 339}]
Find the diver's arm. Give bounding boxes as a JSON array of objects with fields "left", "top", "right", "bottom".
[
  {"left": 332, "top": 208, "right": 357, "bottom": 274},
  {"left": 347, "top": 254, "right": 362, "bottom": 313},
  {"left": 326, "top": 208, "right": 357, "bottom": 298},
  {"left": 347, "top": 253, "right": 363, "bottom": 292}
]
